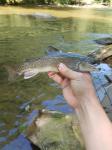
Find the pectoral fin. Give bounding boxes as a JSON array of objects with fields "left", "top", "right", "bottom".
[{"left": 24, "top": 70, "right": 38, "bottom": 79}]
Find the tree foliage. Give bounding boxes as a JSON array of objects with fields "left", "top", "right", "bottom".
[
  {"left": 0, "top": 0, "right": 112, "bottom": 5},
  {"left": 95, "top": 0, "right": 111, "bottom": 4}
]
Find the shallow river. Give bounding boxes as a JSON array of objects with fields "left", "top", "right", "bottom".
[{"left": 0, "top": 7, "right": 112, "bottom": 150}]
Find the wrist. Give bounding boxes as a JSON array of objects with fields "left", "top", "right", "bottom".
[{"left": 75, "top": 94, "right": 99, "bottom": 111}]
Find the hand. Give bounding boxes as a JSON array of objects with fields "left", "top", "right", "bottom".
[
  {"left": 49, "top": 63, "right": 112, "bottom": 150},
  {"left": 48, "top": 63, "right": 97, "bottom": 109}
]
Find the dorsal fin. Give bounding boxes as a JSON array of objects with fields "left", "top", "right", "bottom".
[{"left": 46, "top": 46, "right": 62, "bottom": 56}]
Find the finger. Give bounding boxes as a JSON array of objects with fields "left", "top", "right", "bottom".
[
  {"left": 62, "top": 85, "right": 78, "bottom": 108},
  {"left": 58, "top": 63, "right": 82, "bottom": 79},
  {"left": 48, "top": 73, "right": 64, "bottom": 85},
  {"left": 48, "top": 71, "right": 56, "bottom": 76},
  {"left": 48, "top": 73, "right": 70, "bottom": 89}
]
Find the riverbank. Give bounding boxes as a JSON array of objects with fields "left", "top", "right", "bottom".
[
  {"left": 66, "top": 3, "right": 112, "bottom": 8},
  {"left": 0, "top": 2, "right": 112, "bottom": 9},
  {"left": 0, "top": 5, "right": 112, "bottom": 22}
]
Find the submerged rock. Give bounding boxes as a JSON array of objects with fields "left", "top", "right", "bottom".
[
  {"left": 19, "top": 13, "right": 56, "bottom": 21},
  {"left": 26, "top": 109, "right": 84, "bottom": 150},
  {"left": 30, "top": 13, "right": 56, "bottom": 20},
  {"left": 94, "top": 37, "right": 112, "bottom": 45}
]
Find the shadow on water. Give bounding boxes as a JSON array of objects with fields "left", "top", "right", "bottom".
[{"left": 0, "top": 9, "right": 112, "bottom": 149}]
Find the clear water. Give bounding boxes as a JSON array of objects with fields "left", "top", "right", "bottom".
[{"left": 0, "top": 7, "right": 112, "bottom": 150}]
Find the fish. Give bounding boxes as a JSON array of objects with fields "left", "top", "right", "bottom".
[{"left": 4, "top": 47, "right": 99, "bottom": 80}]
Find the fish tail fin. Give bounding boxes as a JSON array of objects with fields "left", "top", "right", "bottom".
[{"left": 4, "top": 65, "right": 18, "bottom": 81}]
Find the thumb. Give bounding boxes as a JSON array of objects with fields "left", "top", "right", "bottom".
[{"left": 58, "top": 63, "right": 77, "bottom": 79}]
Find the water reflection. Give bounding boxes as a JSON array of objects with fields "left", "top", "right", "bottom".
[
  {"left": 0, "top": 9, "right": 112, "bottom": 149},
  {"left": 0, "top": 15, "right": 112, "bottom": 65}
]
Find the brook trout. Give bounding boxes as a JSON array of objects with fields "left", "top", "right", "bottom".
[{"left": 5, "top": 54, "right": 98, "bottom": 80}]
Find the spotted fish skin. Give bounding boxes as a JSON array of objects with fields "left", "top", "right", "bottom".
[
  {"left": 4, "top": 51, "right": 98, "bottom": 80},
  {"left": 16, "top": 54, "right": 98, "bottom": 79}
]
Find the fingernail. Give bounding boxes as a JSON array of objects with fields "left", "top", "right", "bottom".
[
  {"left": 48, "top": 72, "right": 53, "bottom": 76},
  {"left": 48, "top": 74, "right": 55, "bottom": 78},
  {"left": 48, "top": 74, "right": 53, "bottom": 78},
  {"left": 58, "top": 63, "right": 65, "bottom": 71}
]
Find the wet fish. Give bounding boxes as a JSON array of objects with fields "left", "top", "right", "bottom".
[
  {"left": 3, "top": 46, "right": 99, "bottom": 80},
  {"left": 5, "top": 54, "right": 98, "bottom": 80}
]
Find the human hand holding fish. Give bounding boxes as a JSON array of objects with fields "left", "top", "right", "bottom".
[
  {"left": 48, "top": 63, "right": 112, "bottom": 150},
  {"left": 48, "top": 63, "right": 97, "bottom": 109}
]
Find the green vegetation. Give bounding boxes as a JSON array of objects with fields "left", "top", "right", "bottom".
[{"left": 0, "top": 0, "right": 112, "bottom": 5}]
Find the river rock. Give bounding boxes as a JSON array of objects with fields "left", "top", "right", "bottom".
[
  {"left": 88, "top": 44, "right": 112, "bottom": 66},
  {"left": 101, "top": 83, "right": 112, "bottom": 120},
  {"left": 26, "top": 109, "right": 84, "bottom": 150},
  {"left": 30, "top": 13, "right": 56, "bottom": 19},
  {"left": 94, "top": 37, "right": 112, "bottom": 45}
]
